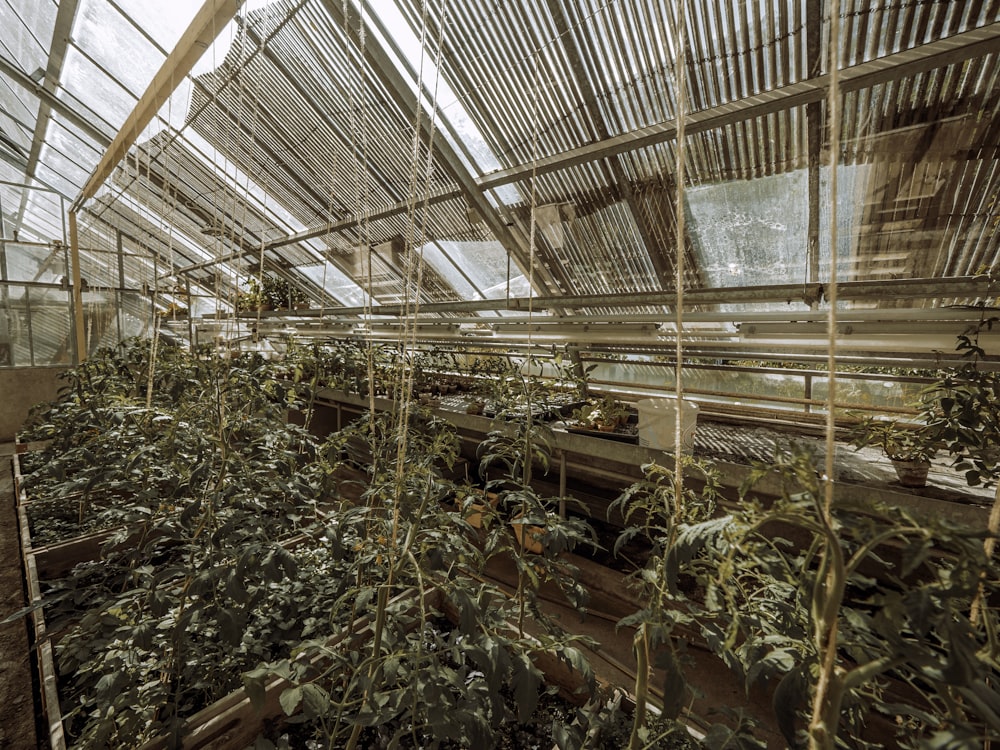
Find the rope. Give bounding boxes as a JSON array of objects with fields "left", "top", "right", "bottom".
[{"left": 808, "top": 1, "right": 843, "bottom": 744}]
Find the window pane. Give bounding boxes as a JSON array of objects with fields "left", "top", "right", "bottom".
[
  {"left": 29, "top": 287, "right": 73, "bottom": 365},
  {"left": 4, "top": 242, "right": 66, "bottom": 283}
]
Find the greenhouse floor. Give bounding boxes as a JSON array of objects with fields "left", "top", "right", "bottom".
[{"left": 0, "top": 442, "right": 40, "bottom": 750}]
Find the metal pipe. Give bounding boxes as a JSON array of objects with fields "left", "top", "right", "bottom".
[
  {"left": 271, "top": 277, "right": 988, "bottom": 317},
  {"left": 68, "top": 211, "right": 87, "bottom": 363}
]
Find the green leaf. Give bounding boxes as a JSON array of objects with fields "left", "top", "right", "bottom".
[
  {"left": 657, "top": 648, "right": 686, "bottom": 720},
  {"left": 511, "top": 653, "right": 541, "bottom": 724},
  {"left": 772, "top": 664, "right": 809, "bottom": 747},
  {"left": 300, "top": 683, "right": 329, "bottom": 719},
  {"left": 278, "top": 685, "right": 302, "bottom": 716}
]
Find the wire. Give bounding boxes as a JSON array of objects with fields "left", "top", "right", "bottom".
[{"left": 672, "top": 0, "right": 687, "bottom": 504}]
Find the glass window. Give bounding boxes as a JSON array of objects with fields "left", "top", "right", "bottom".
[
  {"left": 0, "top": 284, "right": 28, "bottom": 366},
  {"left": 29, "top": 286, "right": 73, "bottom": 365},
  {"left": 118, "top": 290, "right": 153, "bottom": 341},
  {"left": 3, "top": 242, "right": 66, "bottom": 283},
  {"left": 686, "top": 164, "right": 862, "bottom": 304}
]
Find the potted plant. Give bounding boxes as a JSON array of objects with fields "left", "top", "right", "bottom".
[
  {"left": 571, "top": 395, "right": 630, "bottom": 433},
  {"left": 259, "top": 274, "right": 286, "bottom": 310},
  {"left": 259, "top": 275, "right": 309, "bottom": 310},
  {"left": 288, "top": 283, "right": 310, "bottom": 310},
  {"left": 846, "top": 415, "right": 940, "bottom": 487},
  {"left": 237, "top": 277, "right": 269, "bottom": 312}
]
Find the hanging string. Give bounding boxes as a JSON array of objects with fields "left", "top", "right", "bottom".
[
  {"left": 391, "top": 0, "right": 449, "bottom": 515},
  {"left": 341, "top": 0, "right": 377, "bottom": 436},
  {"left": 231, "top": 8, "right": 269, "bottom": 345},
  {"left": 809, "top": 0, "right": 843, "bottom": 741},
  {"left": 526, "top": 48, "right": 541, "bottom": 370},
  {"left": 823, "top": 2, "right": 841, "bottom": 516},
  {"left": 672, "top": 0, "right": 687, "bottom": 510}
]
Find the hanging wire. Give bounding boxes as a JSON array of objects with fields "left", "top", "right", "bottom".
[
  {"left": 389, "top": 0, "right": 450, "bottom": 529},
  {"left": 809, "top": 0, "right": 843, "bottom": 740},
  {"left": 232, "top": 7, "right": 270, "bottom": 346},
  {"left": 824, "top": 1, "right": 842, "bottom": 512},
  {"left": 672, "top": 0, "right": 687, "bottom": 506},
  {"left": 341, "top": 0, "right": 378, "bottom": 436}
]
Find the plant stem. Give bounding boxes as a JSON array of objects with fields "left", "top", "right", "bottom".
[
  {"left": 628, "top": 623, "right": 650, "bottom": 750},
  {"left": 971, "top": 482, "right": 1000, "bottom": 625}
]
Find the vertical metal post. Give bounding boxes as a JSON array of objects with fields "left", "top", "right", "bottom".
[
  {"left": 558, "top": 450, "right": 567, "bottom": 519},
  {"left": 116, "top": 230, "right": 125, "bottom": 342},
  {"left": 68, "top": 211, "right": 87, "bottom": 363},
  {"left": 804, "top": 373, "right": 813, "bottom": 414},
  {"left": 186, "top": 278, "right": 194, "bottom": 345},
  {"left": 25, "top": 286, "right": 35, "bottom": 366},
  {"left": 116, "top": 229, "right": 125, "bottom": 289}
]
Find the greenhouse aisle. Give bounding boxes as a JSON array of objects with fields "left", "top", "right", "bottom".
[{"left": 0, "top": 444, "right": 39, "bottom": 749}]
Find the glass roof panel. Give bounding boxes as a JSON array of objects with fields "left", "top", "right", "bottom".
[
  {"left": 433, "top": 239, "right": 531, "bottom": 301},
  {"left": 298, "top": 261, "right": 368, "bottom": 308},
  {"left": 46, "top": 118, "right": 102, "bottom": 166},
  {"left": 421, "top": 242, "right": 482, "bottom": 300},
  {"left": 58, "top": 46, "right": 136, "bottom": 132},
  {"left": 0, "top": 79, "right": 39, "bottom": 141},
  {"left": 35, "top": 142, "right": 90, "bottom": 195},
  {"left": 4, "top": 1, "right": 54, "bottom": 78},
  {"left": 77, "top": 0, "right": 164, "bottom": 98},
  {"left": 112, "top": 0, "right": 242, "bottom": 76},
  {"left": 686, "top": 165, "right": 862, "bottom": 299},
  {"left": 364, "top": 0, "right": 502, "bottom": 176}
]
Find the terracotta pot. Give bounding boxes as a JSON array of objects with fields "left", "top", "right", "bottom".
[
  {"left": 511, "top": 513, "right": 544, "bottom": 554},
  {"left": 891, "top": 459, "right": 930, "bottom": 488}
]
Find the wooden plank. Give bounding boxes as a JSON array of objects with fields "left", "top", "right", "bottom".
[{"left": 18, "top": 500, "right": 66, "bottom": 750}]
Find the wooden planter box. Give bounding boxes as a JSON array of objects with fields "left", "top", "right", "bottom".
[
  {"left": 15, "top": 449, "right": 342, "bottom": 750},
  {"left": 138, "top": 587, "right": 444, "bottom": 750},
  {"left": 135, "top": 584, "right": 595, "bottom": 750},
  {"left": 14, "top": 450, "right": 67, "bottom": 750}
]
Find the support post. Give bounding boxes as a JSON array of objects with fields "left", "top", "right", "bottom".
[{"left": 68, "top": 211, "right": 87, "bottom": 363}]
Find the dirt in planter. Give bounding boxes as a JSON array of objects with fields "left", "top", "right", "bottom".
[{"left": 0, "top": 451, "right": 41, "bottom": 749}]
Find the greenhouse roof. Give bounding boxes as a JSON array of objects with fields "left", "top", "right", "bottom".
[{"left": 1, "top": 0, "right": 1000, "bottom": 360}]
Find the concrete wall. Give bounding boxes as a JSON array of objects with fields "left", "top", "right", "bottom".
[{"left": 0, "top": 367, "right": 69, "bottom": 442}]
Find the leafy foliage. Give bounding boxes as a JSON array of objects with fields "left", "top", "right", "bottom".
[{"left": 691, "top": 444, "right": 1000, "bottom": 749}]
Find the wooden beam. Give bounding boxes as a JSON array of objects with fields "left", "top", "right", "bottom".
[{"left": 71, "top": 0, "right": 243, "bottom": 211}]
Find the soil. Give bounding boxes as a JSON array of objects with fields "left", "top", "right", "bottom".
[{"left": 0, "top": 445, "right": 41, "bottom": 749}]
